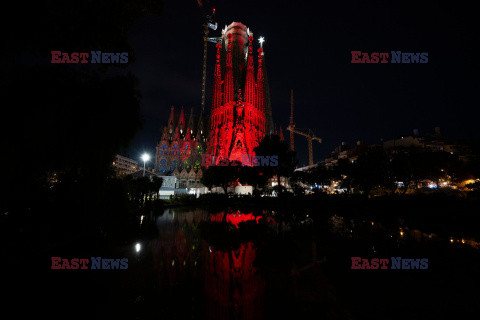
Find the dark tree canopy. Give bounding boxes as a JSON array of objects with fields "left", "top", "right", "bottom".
[{"left": 0, "top": 1, "right": 164, "bottom": 214}]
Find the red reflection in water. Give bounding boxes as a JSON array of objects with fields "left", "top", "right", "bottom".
[
  {"left": 210, "top": 211, "right": 261, "bottom": 228},
  {"left": 205, "top": 241, "right": 265, "bottom": 320},
  {"left": 152, "top": 210, "right": 267, "bottom": 319}
]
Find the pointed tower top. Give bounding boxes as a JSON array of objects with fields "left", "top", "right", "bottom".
[
  {"left": 178, "top": 106, "right": 185, "bottom": 128},
  {"left": 187, "top": 107, "right": 195, "bottom": 130},
  {"left": 161, "top": 126, "right": 168, "bottom": 140},
  {"left": 197, "top": 109, "right": 205, "bottom": 138},
  {"left": 168, "top": 106, "right": 175, "bottom": 127},
  {"left": 279, "top": 126, "right": 284, "bottom": 141},
  {"left": 185, "top": 126, "right": 192, "bottom": 141}
]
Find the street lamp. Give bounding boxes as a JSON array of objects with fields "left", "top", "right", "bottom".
[{"left": 141, "top": 153, "right": 150, "bottom": 176}]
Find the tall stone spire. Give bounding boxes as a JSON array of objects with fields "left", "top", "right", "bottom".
[
  {"left": 224, "top": 33, "right": 234, "bottom": 104},
  {"left": 212, "top": 43, "right": 222, "bottom": 110},
  {"left": 256, "top": 48, "right": 264, "bottom": 113},
  {"left": 168, "top": 106, "right": 175, "bottom": 127},
  {"left": 178, "top": 106, "right": 186, "bottom": 128},
  {"left": 261, "top": 50, "right": 274, "bottom": 134},
  {"left": 245, "top": 35, "right": 255, "bottom": 105},
  {"left": 187, "top": 107, "right": 195, "bottom": 134}
]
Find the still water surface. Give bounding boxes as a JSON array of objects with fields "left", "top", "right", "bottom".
[{"left": 114, "top": 207, "right": 479, "bottom": 319}]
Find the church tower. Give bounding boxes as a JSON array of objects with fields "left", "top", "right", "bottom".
[{"left": 207, "top": 22, "right": 271, "bottom": 166}]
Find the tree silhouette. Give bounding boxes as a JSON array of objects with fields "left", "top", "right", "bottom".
[
  {"left": 201, "top": 161, "right": 242, "bottom": 194},
  {"left": 0, "top": 1, "right": 164, "bottom": 220},
  {"left": 254, "top": 134, "right": 297, "bottom": 193}
]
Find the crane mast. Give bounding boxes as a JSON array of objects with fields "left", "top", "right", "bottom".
[
  {"left": 197, "top": 1, "right": 218, "bottom": 114},
  {"left": 289, "top": 89, "right": 295, "bottom": 151},
  {"left": 286, "top": 90, "right": 322, "bottom": 166}
]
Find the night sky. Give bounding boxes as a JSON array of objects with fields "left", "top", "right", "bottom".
[{"left": 126, "top": 0, "right": 479, "bottom": 167}]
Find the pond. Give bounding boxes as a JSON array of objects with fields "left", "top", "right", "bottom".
[
  {"left": 116, "top": 207, "right": 480, "bottom": 319},
  {"left": 20, "top": 206, "right": 480, "bottom": 319}
]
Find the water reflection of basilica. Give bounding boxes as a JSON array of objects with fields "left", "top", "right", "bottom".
[{"left": 152, "top": 209, "right": 266, "bottom": 320}]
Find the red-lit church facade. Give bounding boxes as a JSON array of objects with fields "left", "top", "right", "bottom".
[{"left": 207, "top": 22, "right": 273, "bottom": 166}]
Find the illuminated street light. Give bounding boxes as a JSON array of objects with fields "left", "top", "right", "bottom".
[
  {"left": 135, "top": 242, "right": 141, "bottom": 253},
  {"left": 141, "top": 153, "right": 150, "bottom": 176}
]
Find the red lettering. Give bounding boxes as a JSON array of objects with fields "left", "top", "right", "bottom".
[
  {"left": 361, "top": 52, "right": 370, "bottom": 63},
  {"left": 51, "top": 257, "right": 62, "bottom": 269},
  {"left": 70, "top": 52, "right": 79, "bottom": 63},
  {"left": 79, "top": 259, "right": 89, "bottom": 269},
  {"left": 70, "top": 258, "right": 79, "bottom": 269},
  {"left": 51, "top": 51, "right": 62, "bottom": 63},
  {"left": 370, "top": 52, "right": 379, "bottom": 63},
  {"left": 379, "top": 258, "right": 389, "bottom": 269},
  {"left": 61, "top": 52, "right": 71, "bottom": 63},
  {"left": 361, "top": 258, "right": 371, "bottom": 269},
  {"left": 351, "top": 51, "right": 362, "bottom": 63},
  {"left": 351, "top": 257, "right": 362, "bottom": 269},
  {"left": 379, "top": 52, "right": 389, "bottom": 63},
  {"left": 79, "top": 52, "right": 89, "bottom": 63},
  {"left": 61, "top": 258, "right": 71, "bottom": 269},
  {"left": 370, "top": 258, "right": 379, "bottom": 269}
]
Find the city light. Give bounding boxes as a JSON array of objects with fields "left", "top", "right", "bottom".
[
  {"left": 135, "top": 242, "right": 141, "bottom": 253},
  {"left": 141, "top": 153, "right": 150, "bottom": 162},
  {"left": 259, "top": 36, "right": 265, "bottom": 48},
  {"left": 141, "top": 153, "right": 150, "bottom": 176}
]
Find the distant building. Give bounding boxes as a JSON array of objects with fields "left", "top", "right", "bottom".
[
  {"left": 173, "top": 167, "right": 203, "bottom": 189},
  {"left": 155, "top": 106, "right": 207, "bottom": 174},
  {"left": 324, "top": 141, "right": 369, "bottom": 167},
  {"left": 382, "top": 127, "right": 444, "bottom": 152},
  {"left": 112, "top": 154, "right": 138, "bottom": 176},
  {"left": 158, "top": 175, "right": 177, "bottom": 199},
  {"left": 154, "top": 106, "right": 206, "bottom": 188}
]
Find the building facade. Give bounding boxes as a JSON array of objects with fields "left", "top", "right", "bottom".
[
  {"left": 153, "top": 22, "right": 273, "bottom": 189},
  {"left": 154, "top": 106, "right": 206, "bottom": 175},
  {"left": 207, "top": 22, "right": 272, "bottom": 165},
  {"left": 112, "top": 154, "right": 139, "bottom": 176}
]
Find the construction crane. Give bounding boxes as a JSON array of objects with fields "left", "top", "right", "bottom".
[
  {"left": 289, "top": 89, "right": 295, "bottom": 151},
  {"left": 286, "top": 90, "right": 322, "bottom": 167},
  {"left": 196, "top": 0, "right": 218, "bottom": 113}
]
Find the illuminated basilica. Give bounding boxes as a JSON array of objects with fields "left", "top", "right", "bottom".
[{"left": 154, "top": 22, "right": 273, "bottom": 185}]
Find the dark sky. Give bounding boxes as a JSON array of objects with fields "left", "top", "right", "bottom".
[{"left": 126, "top": 0, "right": 479, "bottom": 167}]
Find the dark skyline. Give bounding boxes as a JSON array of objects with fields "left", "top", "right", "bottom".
[{"left": 126, "top": 0, "right": 479, "bottom": 166}]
